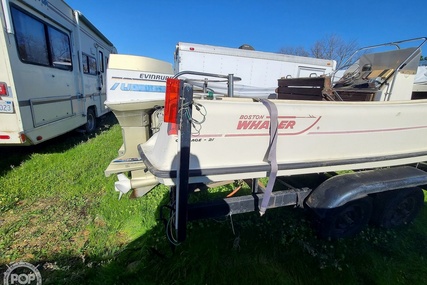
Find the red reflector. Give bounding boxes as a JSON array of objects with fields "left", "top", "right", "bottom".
[
  {"left": 164, "top": 78, "right": 180, "bottom": 124},
  {"left": 189, "top": 47, "right": 195, "bottom": 51},
  {"left": 167, "top": 123, "right": 178, "bottom": 136},
  {"left": 0, "top": 135, "right": 10, "bottom": 140},
  {"left": 0, "top": 83, "right": 7, "bottom": 95}
]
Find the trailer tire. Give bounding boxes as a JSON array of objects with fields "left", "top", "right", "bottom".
[
  {"left": 371, "top": 187, "right": 424, "bottom": 229},
  {"left": 85, "top": 108, "right": 97, "bottom": 133},
  {"left": 317, "top": 197, "right": 373, "bottom": 239}
]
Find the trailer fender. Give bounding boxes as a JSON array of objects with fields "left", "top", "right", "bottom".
[{"left": 305, "top": 166, "right": 427, "bottom": 218}]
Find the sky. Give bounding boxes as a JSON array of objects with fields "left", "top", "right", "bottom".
[{"left": 65, "top": 0, "right": 427, "bottom": 64}]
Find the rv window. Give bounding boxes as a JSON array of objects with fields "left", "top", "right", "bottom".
[
  {"left": 99, "top": 51, "right": 104, "bottom": 73},
  {"left": 88, "top": 56, "right": 97, "bottom": 75},
  {"left": 82, "top": 55, "right": 89, "bottom": 73},
  {"left": 48, "top": 26, "right": 72, "bottom": 70},
  {"left": 11, "top": 7, "right": 49, "bottom": 66},
  {"left": 82, "top": 54, "right": 97, "bottom": 75},
  {"left": 10, "top": 6, "right": 72, "bottom": 71}
]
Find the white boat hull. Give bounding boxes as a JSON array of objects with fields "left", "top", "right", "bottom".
[{"left": 139, "top": 98, "right": 427, "bottom": 186}]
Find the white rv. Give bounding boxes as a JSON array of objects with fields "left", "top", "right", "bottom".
[{"left": 0, "top": 0, "right": 116, "bottom": 145}]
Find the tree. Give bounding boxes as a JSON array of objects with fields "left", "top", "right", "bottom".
[
  {"left": 279, "top": 34, "right": 359, "bottom": 68},
  {"left": 278, "top": 46, "right": 310, "bottom": 57}
]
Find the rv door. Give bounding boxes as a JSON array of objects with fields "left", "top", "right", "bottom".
[{"left": 97, "top": 47, "right": 107, "bottom": 113}]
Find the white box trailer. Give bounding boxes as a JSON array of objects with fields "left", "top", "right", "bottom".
[
  {"left": 0, "top": 0, "right": 116, "bottom": 145},
  {"left": 174, "top": 42, "right": 336, "bottom": 98}
]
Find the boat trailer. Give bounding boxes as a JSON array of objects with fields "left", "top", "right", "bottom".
[{"left": 159, "top": 78, "right": 427, "bottom": 244}]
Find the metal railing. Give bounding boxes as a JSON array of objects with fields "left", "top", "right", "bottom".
[{"left": 173, "top": 71, "right": 241, "bottom": 97}]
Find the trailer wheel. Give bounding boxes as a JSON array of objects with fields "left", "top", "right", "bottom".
[
  {"left": 85, "top": 108, "right": 97, "bottom": 133},
  {"left": 371, "top": 187, "right": 424, "bottom": 228},
  {"left": 317, "top": 197, "right": 373, "bottom": 239}
]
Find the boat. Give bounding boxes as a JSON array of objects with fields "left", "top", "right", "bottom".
[
  {"left": 136, "top": 37, "right": 427, "bottom": 186},
  {"left": 104, "top": 46, "right": 334, "bottom": 196}
]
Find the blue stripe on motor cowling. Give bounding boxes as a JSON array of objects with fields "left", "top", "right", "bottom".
[{"left": 110, "top": 83, "right": 166, "bottom": 93}]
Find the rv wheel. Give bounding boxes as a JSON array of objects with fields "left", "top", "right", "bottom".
[
  {"left": 317, "top": 197, "right": 373, "bottom": 239},
  {"left": 85, "top": 108, "right": 97, "bottom": 133},
  {"left": 371, "top": 187, "right": 424, "bottom": 228}
]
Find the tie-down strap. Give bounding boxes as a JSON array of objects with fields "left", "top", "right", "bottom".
[{"left": 259, "top": 99, "right": 278, "bottom": 216}]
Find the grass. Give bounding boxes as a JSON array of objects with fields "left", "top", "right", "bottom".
[{"left": 0, "top": 113, "right": 427, "bottom": 284}]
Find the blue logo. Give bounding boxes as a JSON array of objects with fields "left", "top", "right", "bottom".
[{"left": 110, "top": 83, "right": 166, "bottom": 93}]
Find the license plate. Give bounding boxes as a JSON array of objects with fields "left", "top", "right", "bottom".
[{"left": 0, "top": 100, "right": 13, "bottom": 113}]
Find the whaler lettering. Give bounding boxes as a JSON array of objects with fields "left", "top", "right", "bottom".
[{"left": 237, "top": 120, "right": 295, "bottom": 130}]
